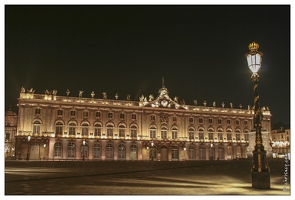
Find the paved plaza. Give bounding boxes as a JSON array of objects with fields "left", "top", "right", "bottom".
[{"left": 5, "top": 159, "right": 291, "bottom": 195}]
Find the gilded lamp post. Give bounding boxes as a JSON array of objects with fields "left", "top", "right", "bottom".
[{"left": 245, "top": 42, "right": 270, "bottom": 189}]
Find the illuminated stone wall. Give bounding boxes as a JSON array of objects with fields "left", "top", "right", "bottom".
[{"left": 14, "top": 86, "right": 272, "bottom": 161}]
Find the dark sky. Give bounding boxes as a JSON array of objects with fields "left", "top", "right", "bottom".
[{"left": 5, "top": 5, "right": 290, "bottom": 125}]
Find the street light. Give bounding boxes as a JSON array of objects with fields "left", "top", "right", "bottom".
[
  {"left": 26, "top": 135, "right": 31, "bottom": 160},
  {"left": 245, "top": 42, "right": 270, "bottom": 189},
  {"left": 82, "top": 139, "right": 86, "bottom": 161}
]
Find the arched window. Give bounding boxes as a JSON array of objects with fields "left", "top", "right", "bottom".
[
  {"left": 93, "top": 144, "right": 101, "bottom": 158},
  {"left": 188, "top": 127, "right": 195, "bottom": 140},
  {"left": 106, "top": 143, "right": 113, "bottom": 159},
  {"left": 208, "top": 127, "right": 214, "bottom": 140},
  {"left": 199, "top": 145, "right": 205, "bottom": 160},
  {"left": 54, "top": 142, "right": 62, "bottom": 158},
  {"left": 130, "top": 144, "right": 137, "bottom": 160},
  {"left": 94, "top": 124, "right": 102, "bottom": 137},
  {"left": 150, "top": 126, "right": 156, "bottom": 138},
  {"left": 81, "top": 142, "right": 88, "bottom": 159},
  {"left": 69, "top": 122, "right": 76, "bottom": 135},
  {"left": 106, "top": 124, "right": 114, "bottom": 137},
  {"left": 55, "top": 122, "right": 63, "bottom": 135},
  {"left": 198, "top": 127, "right": 205, "bottom": 140},
  {"left": 171, "top": 146, "right": 179, "bottom": 160},
  {"left": 161, "top": 127, "right": 167, "bottom": 139},
  {"left": 33, "top": 121, "right": 41, "bottom": 134},
  {"left": 188, "top": 145, "right": 195, "bottom": 160},
  {"left": 118, "top": 125, "right": 125, "bottom": 137},
  {"left": 118, "top": 143, "right": 125, "bottom": 159},
  {"left": 130, "top": 125, "right": 137, "bottom": 138},
  {"left": 67, "top": 142, "right": 75, "bottom": 158},
  {"left": 81, "top": 123, "right": 89, "bottom": 136},
  {"left": 172, "top": 127, "right": 178, "bottom": 139}
]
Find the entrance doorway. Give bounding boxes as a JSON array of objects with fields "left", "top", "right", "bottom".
[
  {"left": 161, "top": 146, "right": 168, "bottom": 161},
  {"left": 29, "top": 142, "right": 40, "bottom": 160}
]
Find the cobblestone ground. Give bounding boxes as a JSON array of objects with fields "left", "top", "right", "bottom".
[{"left": 5, "top": 159, "right": 291, "bottom": 195}]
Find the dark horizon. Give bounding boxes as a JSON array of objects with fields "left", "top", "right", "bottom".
[{"left": 5, "top": 5, "right": 290, "bottom": 126}]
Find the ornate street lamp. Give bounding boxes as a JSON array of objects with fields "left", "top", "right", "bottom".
[{"left": 245, "top": 42, "right": 270, "bottom": 189}]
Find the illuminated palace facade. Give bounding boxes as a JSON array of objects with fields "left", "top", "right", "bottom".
[{"left": 15, "top": 84, "right": 272, "bottom": 161}]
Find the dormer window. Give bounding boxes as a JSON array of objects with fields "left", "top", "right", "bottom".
[
  {"left": 35, "top": 108, "right": 41, "bottom": 116},
  {"left": 70, "top": 110, "right": 76, "bottom": 118},
  {"left": 108, "top": 112, "right": 113, "bottom": 119},
  {"left": 96, "top": 111, "right": 101, "bottom": 118},
  {"left": 57, "top": 109, "right": 63, "bottom": 117},
  {"left": 151, "top": 115, "right": 156, "bottom": 121},
  {"left": 131, "top": 113, "right": 136, "bottom": 120},
  {"left": 120, "top": 113, "right": 125, "bottom": 120}
]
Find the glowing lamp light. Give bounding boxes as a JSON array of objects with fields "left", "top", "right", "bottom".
[
  {"left": 245, "top": 42, "right": 263, "bottom": 74},
  {"left": 83, "top": 140, "right": 86, "bottom": 146},
  {"left": 28, "top": 135, "right": 31, "bottom": 142},
  {"left": 151, "top": 141, "right": 154, "bottom": 147}
]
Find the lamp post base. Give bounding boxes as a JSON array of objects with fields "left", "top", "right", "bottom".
[{"left": 252, "top": 171, "right": 270, "bottom": 189}]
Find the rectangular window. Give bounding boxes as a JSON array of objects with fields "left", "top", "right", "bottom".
[
  {"left": 57, "top": 110, "right": 63, "bottom": 116},
  {"left": 236, "top": 120, "right": 240, "bottom": 125},
  {"left": 173, "top": 116, "right": 177, "bottom": 122},
  {"left": 189, "top": 131, "right": 194, "bottom": 140},
  {"left": 69, "top": 127, "right": 75, "bottom": 135},
  {"left": 218, "top": 119, "right": 222, "bottom": 124},
  {"left": 94, "top": 127, "right": 101, "bottom": 136},
  {"left": 227, "top": 119, "right": 231, "bottom": 124},
  {"left": 244, "top": 120, "right": 248, "bottom": 125},
  {"left": 70, "top": 111, "right": 76, "bottom": 117},
  {"left": 150, "top": 130, "right": 156, "bottom": 138},
  {"left": 218, "top": 133, "right": 223, "bottom": 140},
  {"left": 96, "top": 111, "right": 101, "bottom": 118},
  {"left": 227, "top": 133, "right": 232, "bottom": 140},
  {"left": 35, "top": 108, "right": 41, "bottom": 115},
  {"left": 161, "top": 130, "right": 167, "bottom": 139},
  {"left": 56, "top": 126, "right": 63, "bottom": 135},
  {"left": 82, "top": 127, "right": 88, "bottom": 136},
  {"left": 189, "top": 117, "right": 194, "bottom": 123},
  {"left": 151, "top": 115, "right": 156, "bottom": 121},
  {"left": 199, "top": 118, "right": 203, "bottom": 123},
  {"left": 208, "top": 118, "right": 213, "bottom": 124},
  {"left": 132, "top": 114, "right": 137, "bottom": 120},
  {"left": 244, "top": 134, "right": 249, "bottom": 141},
  {"left": 33, "top": 125, "right": 40, "bottom": 134},
  {"left": 119, "top": 129, "right": 125, "bottom": 137},
  {"left": 236, "top": 134, "right": 240, "bottom": 140},
  {"left": 209, "top": 133, "right": 214, "bottom": 140},
  {"left": 172, "top": 130, "right": 177, "bottom": 139},
  {"left": 107, "top": 128, "right": 113, "bottom": 137},
  {"left": 131, "top": 129, "right": 137, "bottom": 138},
  {"left": 120, "top": 113, "right": 125, "bottom": 120},
  {"left": 199, "top": 132, "right": 204, "bottom": 140},
  {"left": 108, "top": 112, "right": 113, "bottom": 119}
]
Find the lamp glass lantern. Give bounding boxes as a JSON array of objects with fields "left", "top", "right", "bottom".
[{"left": 246, "top": 42, "right": 263, "bottom": 74}]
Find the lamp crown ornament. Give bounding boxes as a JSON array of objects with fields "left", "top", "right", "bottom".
[{"left": 248, "top": 41, "right": 260, "bottom": 52}]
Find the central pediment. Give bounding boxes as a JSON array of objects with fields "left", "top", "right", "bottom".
[{"left": 139, "top": 86, "right": 186, "bottom": 109}]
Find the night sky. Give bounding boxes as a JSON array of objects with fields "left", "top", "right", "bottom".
[{"left": 5, "top": 5, "right": 290, "bottom": 125}]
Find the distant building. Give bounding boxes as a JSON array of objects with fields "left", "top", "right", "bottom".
[
  {"left": 5, "top": 109, "right": 18, "bottom": 158},
  {"left": 270, "top": 127, "right": 290, "bottom": 158},
  {"left": 14, "top": 83, "right": 272, "bottom": 161}
]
